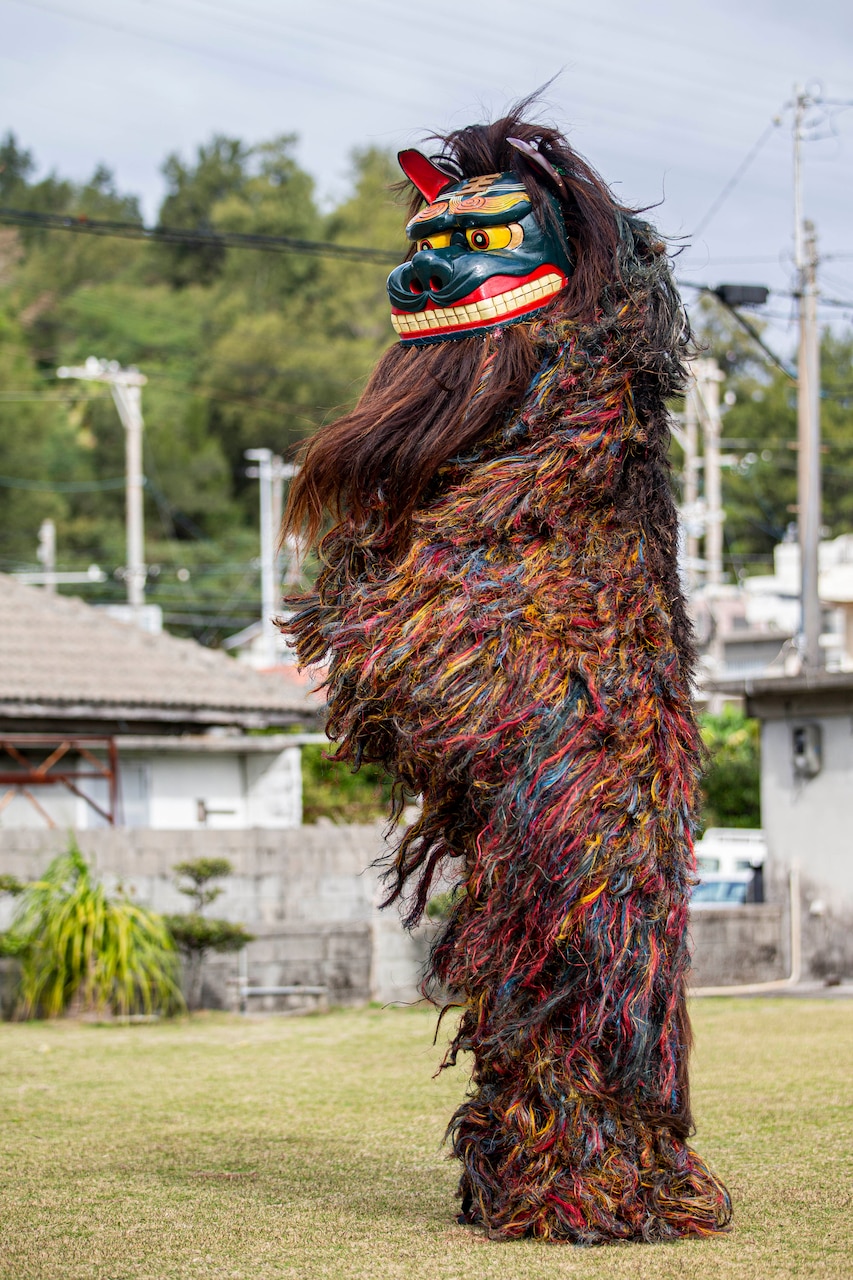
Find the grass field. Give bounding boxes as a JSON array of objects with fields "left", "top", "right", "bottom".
[{"left": 1, "top": 999, "right": 851, "bottom": 1280}]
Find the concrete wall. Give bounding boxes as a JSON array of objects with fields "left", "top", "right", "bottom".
[
  {"left": 689, "top": 906, "right": 786, "bottom": 986},
  {"left": 1, "top": 826, "right": 818, "bottom": 1011},
  {"left": 0, "top": 825, "right": 430, "bottom": 1010}
]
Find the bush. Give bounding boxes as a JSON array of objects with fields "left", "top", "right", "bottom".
[
  {"left": 425, "top": 888, "right": 462, "bottom": 921},
  {"left": 1, "top": 845, "right": 183, "bottom": 1018},
  {"left": 699, "top": 706, "right": 761, "bottom": 829},
  {"left": 165, "top": 858, "right": 252, "bottom": 1009},
  {"left": 301, "top": 744, "right": 394, "bottom": 824}
]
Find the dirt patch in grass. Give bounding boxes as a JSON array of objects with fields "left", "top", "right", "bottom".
[{"left": 1, "top": 999, "right": 850, "bottom": 1279}]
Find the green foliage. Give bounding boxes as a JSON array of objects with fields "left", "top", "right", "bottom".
[
  {"left": 0, "top": 845, "right": 183, "bottom": 1018},
  {"left": 0, "top": 873, "right": 24, "bottom": 895},
  {"left": 0, "top": 132, "right": 36, "bottom": 204},
  {"left": 163, "top": 913, "right": 253, "bottom": 954},
  {"left": 158, "top": 135, "right": 251, "bottom": 286},
  {"left": 301, "top": 744, "right": 394, "bottom": 824},
  {"left": 167, "top": 856, "right": 251, "bottom": 1009},
  {"left": 173, "top": 856, "right": 234, "bottom": 912},
  {"left": 0, "top": 131, "right": 404, "bottom": 643},
  {"left": 425, "top": 887, "right": 461, "bottom": 920},
  {"left": 687, "top": 301, "right": 853, "bottom": 579},
  {"left": 699, "top": 706, "right": 761, "bottom": 829}
]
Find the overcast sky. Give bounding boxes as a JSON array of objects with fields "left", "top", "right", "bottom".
[{"left": 3, "top": 0, "right": 852, "bottom": 352}]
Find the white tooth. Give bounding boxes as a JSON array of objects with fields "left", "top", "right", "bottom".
[{"left": 394, "top": 274, "right": 569, "bottom": 335}]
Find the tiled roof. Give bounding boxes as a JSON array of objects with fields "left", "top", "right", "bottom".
[{"left": 0, "top": 575, "right": 322, "bottom": 727}]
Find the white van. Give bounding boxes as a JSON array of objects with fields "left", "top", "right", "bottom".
[
  {"left": 692, "top": 828, "right": 767, "bottom": 909},
  {"left": 695, "top": 827, "right": 767, "bottom": 877}
]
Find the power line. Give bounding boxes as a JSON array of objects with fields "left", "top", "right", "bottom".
[
  {"left": 11, "top": 0, "right": 351, "bottom": 102},
  {"left": 0, "top": 339, "right": 360, "bottom": 418},
  {"left": 692, "top": 115, "right": 782, "bottom": 238},
  {"left": 0, "top": 206, "right": 401, "bottom": 263},
  {"left": 0, "top": 473, "right": 127, "bottom": 492},
  {"left": 680, "top": 254, "right": 789, "bottom": 266},
  {"left": 0, "top": 391, "right": 109, "bottom": 402},
  {"left": 682, "top": 281, "right": 796, "bottom": 380}
]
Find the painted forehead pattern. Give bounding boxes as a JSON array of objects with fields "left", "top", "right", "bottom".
[{"left": 405, "top": 173, "right": 531, "bottom": 237}]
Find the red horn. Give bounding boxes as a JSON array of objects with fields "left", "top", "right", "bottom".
[
  {"left": 397, "top": 149, "right": 455, "bottom": 203},
  {"left": 507, "top": 137, "right": 567, "bottom": 199}
]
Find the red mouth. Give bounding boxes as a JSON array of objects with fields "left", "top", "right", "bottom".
[{"left": 391, "top": 263, "right": 567, "bottom": 340}]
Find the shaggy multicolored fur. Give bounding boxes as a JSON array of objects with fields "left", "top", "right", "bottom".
[{"left": 284, "top": 110, "right": 731, "bottom": 1244}]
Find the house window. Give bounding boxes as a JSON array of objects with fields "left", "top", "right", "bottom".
[{"left": 119, "top": 762, "right": 150, "bottom": 828}]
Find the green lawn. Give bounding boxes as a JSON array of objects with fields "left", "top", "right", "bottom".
[{"left": 1, "top": 1000, "right": 850, "bottom": 1279}]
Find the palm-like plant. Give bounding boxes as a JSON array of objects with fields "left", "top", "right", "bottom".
[{"left": 4, "top": 845, "right": 184, "bottom": 1018}]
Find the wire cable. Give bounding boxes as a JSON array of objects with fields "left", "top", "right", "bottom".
[
  {"left": 692, "top": 116, "right": 782, "bottom": 238},
  {"left": 681, "top": 281, "right": 796, "bottom": 380},
  {"left": 0, "top": 206, "right": 402, "bottom": 263},
  {"left": 0, "top": 474, "right": 128, "bottom": 492}
]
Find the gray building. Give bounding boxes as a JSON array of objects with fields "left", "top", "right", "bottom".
[{"left": 719, "top": 670, "right": 853, "bottom": 981}]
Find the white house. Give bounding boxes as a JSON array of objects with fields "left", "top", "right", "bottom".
[{"left": 0, "top": 575, "right": 324, "bottom": 831}]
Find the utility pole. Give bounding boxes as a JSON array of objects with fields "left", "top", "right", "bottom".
[
  {"left": 37, "top": 518, "right": 56, "bottom": 595},
  {"left": 682, "top": 369, "right": 702, "bottom": 594},
  {"left": 691, "top": 357, "right": 726, "bottom": 708},
  {"left": 693, "top": 357, "right": 725, "bottom": 589},
  {"left": 244, "top": 450, "right": 298, "bottom": 668},
  {"left": 57, "top": 357, "right": 148, "bottom": 614},
  {"left": 792, "top": 82, "right": 823, "bottom": 673}
]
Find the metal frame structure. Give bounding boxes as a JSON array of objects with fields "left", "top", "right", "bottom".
[{"left": 0, "top": 734, "right": 119, "bottom": 827}]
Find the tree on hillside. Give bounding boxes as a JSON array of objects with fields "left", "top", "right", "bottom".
[
  {"left": 0, "top": 133, "right": 35, "bottom": 201},
  {"left": 0, "top": 132, "right": 406, "bottom": 638},
  {"left": 158, "top": 135, "right": 249, "bottom": 286}
]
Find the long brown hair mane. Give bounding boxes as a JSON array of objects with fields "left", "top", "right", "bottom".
[{"left": 284, "top": 102, "right": 629, "bottom": 546}]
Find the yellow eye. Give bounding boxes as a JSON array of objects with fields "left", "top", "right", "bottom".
[
  {"left": 416, "top": 232, "right": 452, "bottom": 252},
  {"left": 465, "top": 223, "right": 521, "bottom": 251}
]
